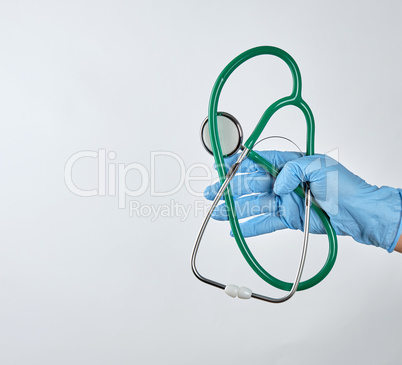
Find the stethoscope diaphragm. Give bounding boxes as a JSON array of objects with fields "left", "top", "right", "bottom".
[{"left": 200, "top": 112, "right": 243, "bottom": 157}]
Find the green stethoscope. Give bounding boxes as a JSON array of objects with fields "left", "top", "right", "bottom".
[{"left": 191, "top": 46, "right": 338, "bottom": 303}]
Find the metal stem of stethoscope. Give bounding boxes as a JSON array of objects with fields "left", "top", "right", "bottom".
[{"left": 191, "top": 147, "right": 312, "bottom": 303}]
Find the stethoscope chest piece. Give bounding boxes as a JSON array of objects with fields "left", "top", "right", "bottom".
[{"left": 200, "top": 112, "right": 243, "bottom": 157}]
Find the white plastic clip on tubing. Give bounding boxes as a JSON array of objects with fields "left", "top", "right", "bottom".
[
  {"left": 224, "top": 285, "right": 252, "bottom": 299},
  {"left": 224, "top": 284, "right": 239, "bottom": 298}
]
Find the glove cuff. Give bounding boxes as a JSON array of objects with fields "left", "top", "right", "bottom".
[{"left": 387, "top": 188, "right": 402, "bottom": 253}]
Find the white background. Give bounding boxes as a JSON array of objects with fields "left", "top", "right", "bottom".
[{"left": 1, "top": 1, "right": 402, "bottom": 364}]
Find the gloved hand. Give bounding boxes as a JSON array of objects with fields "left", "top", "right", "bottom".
[{"left": 204, "top": 151, "right": 402, "bottom": 252}]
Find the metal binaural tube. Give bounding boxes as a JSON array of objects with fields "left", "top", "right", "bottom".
[{"left": 191, "top": 149, "right": 314, "bottom": 303}]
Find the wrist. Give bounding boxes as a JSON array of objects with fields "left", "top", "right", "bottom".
[
  {"left": 394, "top": 234, "right": 402, "bottom": 253},
  {"left": 387, "top": 188, "right": 402, "bottom": 253},
  {"left": 355, "top": 186, "right": 402, "bottom": 251}
]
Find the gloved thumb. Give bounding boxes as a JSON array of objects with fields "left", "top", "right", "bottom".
[{"left": 273, "top": 156, "right": 321, "bottom": 195}]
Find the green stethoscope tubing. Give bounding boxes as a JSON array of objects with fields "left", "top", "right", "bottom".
[{"left": 209, "top": 46, "right": 338, "bottom": 291}]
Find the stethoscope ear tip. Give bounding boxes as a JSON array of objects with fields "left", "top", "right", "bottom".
[{"left": 224, "top": 284, "right": 252, "bottom": 299}]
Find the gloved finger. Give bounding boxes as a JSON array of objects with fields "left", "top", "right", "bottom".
[
  {"left": 273, "top": 155, "right": 324, "bottom": 195},
  {"left": 256, "top": 150, "right": 303, "bottom": 170},
  {"left": 211, "top": 193, "right": 277, "bottom": 220},
  {"left": 204, "top": 172, "right": 274, "bottom": 201},
  {"left": 214, "top": 150, "right": 303, "bottom": 174},
  {"left": 230, "top": 214, "right": 287, "bottom": 237}
]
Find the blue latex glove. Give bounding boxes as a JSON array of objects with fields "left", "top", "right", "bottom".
[{"left": 204, "top": 151, "right": 402, "bottom": 252}]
